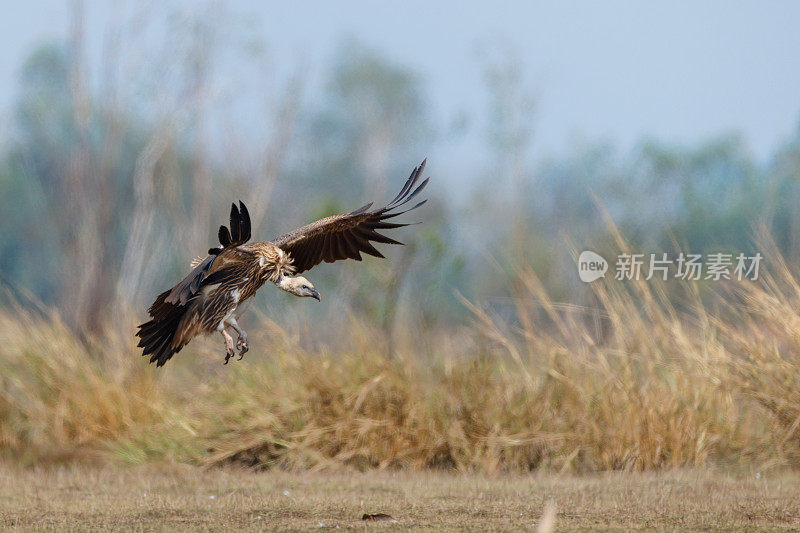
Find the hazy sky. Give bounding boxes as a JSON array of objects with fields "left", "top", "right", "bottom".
[{"left": 2, "top": 1, "right": 800, "bottom": 163}]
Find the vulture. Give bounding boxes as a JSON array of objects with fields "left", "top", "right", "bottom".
[{"left": 136, "top": 160, "right": 429, "bottom": 366}]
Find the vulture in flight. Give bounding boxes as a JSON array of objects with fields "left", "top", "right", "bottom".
[{"left": 137, "top": 160, "right": 429, "bottom": 366}]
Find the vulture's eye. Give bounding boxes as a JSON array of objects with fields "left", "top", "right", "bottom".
[{"left": 302, "top": 285, "right": 308, "bottom": 290}]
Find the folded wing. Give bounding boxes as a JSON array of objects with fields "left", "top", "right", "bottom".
[
  {"left": 138, "top": 202, "right": 253, "bottom": 366},
  {"left": 164, "top": 201, "right": 251, "bottom": 306}
]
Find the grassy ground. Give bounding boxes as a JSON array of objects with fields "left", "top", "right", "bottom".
[{"left": 1, "top": 464, "right": 798, "bottom": 531}]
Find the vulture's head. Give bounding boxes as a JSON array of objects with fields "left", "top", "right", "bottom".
[{"left": 282, "top": 276, "right": 321, "bottom": 301}]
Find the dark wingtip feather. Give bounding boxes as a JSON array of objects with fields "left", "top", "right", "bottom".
[
  {"left": 394, "top": 177, "right": 429, "bottom": 208},
  {"left": 229, "top": 203, "right": 241, "bottom": 242},
  {"left": 372, "top": 221, "right": 409, "bottom": 230},
  {"left": 238, "top": 201, "right": 251, "bottom": 242},
  {"left": 217, "top": 201, "right": 252, "bottom": 247},
  {"left": 218, "top": 225, "right": 232, "bottom": 247},
  {"left": 380, "top": 199, "right": 428, "bottom": 220},
  {"left": 410, "top": 198, "right": 428, "bottom": 210},
  {"left": 360, "top": 240, "right": 385, "bottom": 258},
  {"left": 349, "top": 202, "right": 374, "bottom": 215},
  {"left": 387, "top": 159, "right": 426, "bottom": 208}
]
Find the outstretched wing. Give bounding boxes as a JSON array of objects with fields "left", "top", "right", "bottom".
[
  {"left": 163, "top": 201, "right": 252, "bottom": 306},
  {"left": 272, "top": 159, "right": 429, "bottom": 275}
]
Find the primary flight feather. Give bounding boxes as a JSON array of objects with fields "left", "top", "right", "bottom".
[{"left": 137, "top": 159, "right": 429, "bottom": 366}]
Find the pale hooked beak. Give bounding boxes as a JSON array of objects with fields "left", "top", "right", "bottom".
[{"left": 310, "top": 288, "right": 321, "bottom": 302}]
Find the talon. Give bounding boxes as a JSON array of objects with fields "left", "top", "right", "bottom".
[
  {"left": 221, "top": 330, "right": 236, "bottom": 365},
  {"left": 236, "top": 332, "right": 249, "bottom": 357}
]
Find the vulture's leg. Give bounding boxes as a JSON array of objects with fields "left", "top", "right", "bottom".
[
  {"left": 221, "top": 329, "right": 236, "bottom": 364},
  {"left": 228, "top": 317, "right": 249, "bottom": 359}
]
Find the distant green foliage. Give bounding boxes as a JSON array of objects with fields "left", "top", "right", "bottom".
[{"left": 1, "top": 38, "right": 800, "bottom": 329}]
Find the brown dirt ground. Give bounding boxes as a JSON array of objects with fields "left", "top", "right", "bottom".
[{"left": 0, "top": 464, "right": 798, "bottom": 531}]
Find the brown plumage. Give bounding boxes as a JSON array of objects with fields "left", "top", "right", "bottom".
[{"left": 137, "top": 159, "right": 429, "bottom": 366}]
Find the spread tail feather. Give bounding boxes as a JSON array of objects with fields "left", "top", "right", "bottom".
[{"left": 137, "top": 290, "right": 190, "bottom": 366}]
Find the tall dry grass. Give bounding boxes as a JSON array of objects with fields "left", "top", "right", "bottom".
[
  {"left": 1, "top": 238, "right": 799, "bottom": 472},
  {"left": 0, "top": 303, "right": 169, "bottom": 463}
]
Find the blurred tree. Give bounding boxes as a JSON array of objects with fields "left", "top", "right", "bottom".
[
  {"left": 0, "top": 45, "right": 73, "bottom": 302},
  {"left": 767, "top": 122, "right": 800, "bottom": 261},
  {"left": 3, "top": 10, "right": 800, "bottom": 345},
  {"left": 636, "top": 136, "right": 764, "bottom": 253},
  {"left": 2, "top": 39, "right": 146, "bottom": 333},
  {"left": 275, "top": 41, "right": 449, "bottom": 342},
  {"left": 291, "top": 40, "right": 429, "bottom": 203}
]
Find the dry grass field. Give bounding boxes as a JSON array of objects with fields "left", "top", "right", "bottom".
[
  {"left": 3, "top": 233, "right": 800, "bottom": 529},
  {"left": 3, "top": 237, "right": 800, "bottom": 473},
  {"left": 1, "top": 464, "right": 798, "bottom": 531}
]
